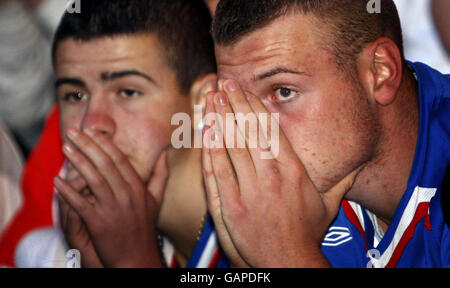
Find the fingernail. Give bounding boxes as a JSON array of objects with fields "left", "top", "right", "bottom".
[
  {"left": 215, "top": 92, "right": 228, "bottom": 106},
  {"left": 225, "top": 80, "right": 237, "bottom": 93},
  {"left": 63, "top": 143, "right": 73, "bottom": 154},
  {"left": 84, "top": 128, "right": 94, "bottom": 137},
  {"left": 67, "top": 129, "right": 78, "bottom": 140}
]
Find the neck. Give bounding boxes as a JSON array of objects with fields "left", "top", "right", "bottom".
[
  {"left": 347, "top": 69, "right": 419, "bottom": 226},
  {"left": 156, "top": 147, "right": 207, "bottom": 263}
]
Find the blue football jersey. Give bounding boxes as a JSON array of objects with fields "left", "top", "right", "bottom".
[{"left": 321, "top": 61, "right": 450, "bottom": 268}]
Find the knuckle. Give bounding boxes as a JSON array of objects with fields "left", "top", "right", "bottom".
[
  {"left": 224, "top": 201, "right": 247, "bottom": 220},
  {"left": 91, "top": 175, "right": 107, "bottom": 190},
  {"left": 264, "top": 164, "right": 282, "bottom": 182},
  {"left": 217, "top": 166, "right": 235, "bottom": 180},
  {"left": 75, "top": 200, "right": 89, "bottom": 213},
  {"left": 120, "top": 192, "right": 134, "bottom": 208},
  {"left": 202, "top": 167, "right": 214, "bottom": 179},
  {"left": 261, "top": 164, "right": 284, "bottom": 192}
]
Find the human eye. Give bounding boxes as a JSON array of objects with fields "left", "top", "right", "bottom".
[
  {"left": 119, "top": 88, "right": 143, "bottom": 99},
  {"left": 272, "top": 87, "right": 300, "bottom": 103},
  {"left": 61, "top": 91, "right": 87, "bottom": 103}
]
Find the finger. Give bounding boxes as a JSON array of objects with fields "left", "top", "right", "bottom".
[
  {"left": 84, "top": 129, "right": 144, "bottom": 194},
  {"left": 66, "top": 163, "right": 89, "bottom": 192},
  {"left": 245, "top": 88, "right": 299, "bottom": 165},
  {"left": 66, "top": 207, "right": 83, "bottom": 241},
  {"left": 66, "top": 129, "right": 131, "bottom": 195},
  {"left": 54, "top": 176, "right": 97, "bottom": 222},
  {"left": 205, "top": 91, "right": 244, "bottom": 211},
  {"left": 202, "top": 94, "right": 226, "bottom": 223},
  {"left": 201, "top": 140, "right": 250, "bottom": 268},
  {"left": 58, "top": 171, "right": 87, "bottom": 232},
  {"left": 207, "top": 126, "right": 242, "bottom": 212},
  {"left": 201, "top": 132, "right": 221, "bottom": 216},
  {"left": 66, "top": 163, "right": 79, "bottom": 181},
  {"left": 147, "top": 149, "right": 169, "bottom": 210},
  {"left": 220, "top": 80, "right": 273, "bottom": 168},
  {"left": 208, "top": 90, "right": 256, "bottom": 182},
  {"left": 322, "top": 166, "right": 363, "bottom": 217},
  {"left": 68, "top": 175, "right": 88, "bottom": 192},
  {"left": 62, "top": 141, "right": 115, "bottom": 206}
]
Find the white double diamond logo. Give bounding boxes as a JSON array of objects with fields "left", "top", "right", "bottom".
[{"left": 322, "top": 227, "right": 353, "bottom": 247}]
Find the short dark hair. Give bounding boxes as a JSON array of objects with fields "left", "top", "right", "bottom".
[
  {"left": 52, "top": 0, "right": 216, "bottom": 94},
  {"left": 212, "top": 0, "right": 404, "bottom": 74}
]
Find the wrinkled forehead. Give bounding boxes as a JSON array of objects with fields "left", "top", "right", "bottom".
[{"left": 215, "top": 14, "right": 321, "bottom": 79}]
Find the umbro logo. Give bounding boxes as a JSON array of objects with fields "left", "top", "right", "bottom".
[{"left": 321, "top": 226, "right": 353, "bottom": 247}]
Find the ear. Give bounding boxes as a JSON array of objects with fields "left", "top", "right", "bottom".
[
  {"left": 357, "top": 38, "right": 403, "bottom": 106},
  {"left": 190, "top": 73, "right": 217, "bottom": 108},
  {"left": 189, "top": 73, "right": 217, "bottom": 129}
]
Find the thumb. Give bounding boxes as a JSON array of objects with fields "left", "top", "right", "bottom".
[
  {"left": 147, "top": 149, "right": 169, "bottom": 210},
  {"left": 322, "top": 166, "right": 363, "bottom": 217}
]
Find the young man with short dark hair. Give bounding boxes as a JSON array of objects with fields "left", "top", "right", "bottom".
[
  {"left": 0, "top": 0, "right": 227, "bottom": 268},
  {"left": 203, "top": 0, "right": 449, "bottom": 267}
]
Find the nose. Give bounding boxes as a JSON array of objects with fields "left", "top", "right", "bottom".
[{"left": 80, "top": 96, "right": 116, "bottom": 137}]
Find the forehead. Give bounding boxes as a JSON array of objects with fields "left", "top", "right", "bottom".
[
  {"left": 55, "top": 34, "right": 169, "bottom": 76},
  {"left": 215, "top": 13, "right": 324, "bottom": 77}
]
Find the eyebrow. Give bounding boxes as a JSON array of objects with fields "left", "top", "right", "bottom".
[
  {"left": 255, "top": 67, "right": 308, "bottom": 81},
  {"left": 55, "top": 78, "right": 87, "bottom": 89},
  {"left": 100, "top": 70, "right": 155, "bottom": 84}
]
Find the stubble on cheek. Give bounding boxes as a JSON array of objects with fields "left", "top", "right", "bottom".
[
  {"left": 280, "top": 80, "right": 381, "bottom": 192},
  {"left": 318, "top": 82, "right": 381, "bottom": 190},
  {"left": 348, "top": 82, "right": 382, "bottom": 160}
]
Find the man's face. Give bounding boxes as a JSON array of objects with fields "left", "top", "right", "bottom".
[
  {"left": 55, "top": 35, "right": 190, "bottom": 182},
  {"left": 215, "top": 14, "right": 380, "bottom": 192}
]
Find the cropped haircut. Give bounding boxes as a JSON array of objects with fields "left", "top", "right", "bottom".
[
  {"left": 212, "top": 0, "right": 404, "bottom": 76},
  {"left": 52, "top": 0, "right": 216, "bottom": 94}
]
